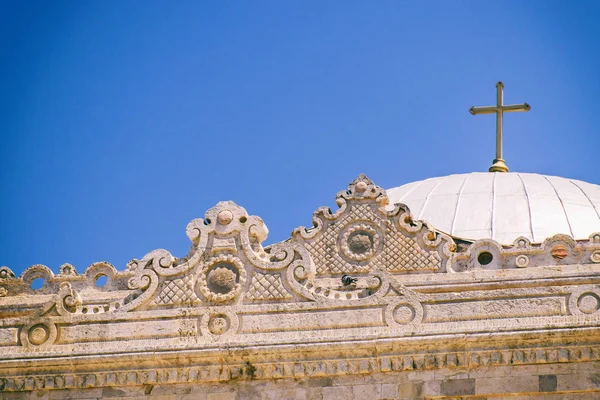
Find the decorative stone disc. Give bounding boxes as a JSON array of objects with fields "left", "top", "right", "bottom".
[
  {"left": 197, "top": 254, "right": 247, "bottom": 303},
  {"left": 339, "top": 223, "right": 381, "bottom": 262}
]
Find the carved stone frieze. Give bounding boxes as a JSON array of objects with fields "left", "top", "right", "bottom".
[
  {"left": 0, "top": 339, "right": 598, "bottom": 391},
  {"left": 451, "top": 232, "right": 600, "bottom": 272}
]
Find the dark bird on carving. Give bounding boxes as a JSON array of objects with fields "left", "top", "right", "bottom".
[{"left": 341, "top": 274, "right": 358, "bottom": 286}]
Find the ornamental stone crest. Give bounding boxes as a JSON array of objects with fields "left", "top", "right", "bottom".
[{"left": 123, "top": 200, "right": 312, "bottom": 311}]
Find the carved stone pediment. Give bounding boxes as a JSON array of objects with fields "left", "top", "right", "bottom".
[
  {"left": 1, "top": 174, "right": 600, "bottom": 395},
  {"left": 293, "top": 174, "right": 455, "bottom": 276}
]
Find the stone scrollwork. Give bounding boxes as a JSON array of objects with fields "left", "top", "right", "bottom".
[
  {"left": 0, "top": 266, "right": 15, "bottom": 280},
  {"left": 0, "top": 199, "right": 319, "bottom": 319},
  {"left": 120, "top": 201, "right": 314, "bottom": 311},
  {"left": 56, "top": 282, "right": 82, "bottom": 315}
]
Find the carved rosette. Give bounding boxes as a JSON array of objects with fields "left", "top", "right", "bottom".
[
  {"left": 197, "top": 254, "right": 247, "bottom": 304},
  {"left": 199, "top": 309, "right": 239, "bottom": 337},
  {"left": 207, "top": 314, "right": 230, "bottom": 335},
  {"left": 340, "top": 223, "right": 381, "bottom": 262}
]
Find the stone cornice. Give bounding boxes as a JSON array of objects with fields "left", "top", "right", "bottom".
[{"left": 1, "top": 331, "right": 599, "bottom": 392}]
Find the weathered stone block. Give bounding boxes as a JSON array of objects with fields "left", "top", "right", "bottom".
[
  {"left": 323, "top": 385, "right": 353, "bottom": 400},
  {"left": 539, "top": 374, "right": 557, "bottom": 392},
  {"left": 207, "top": 392, "right": 236, "bottom": 400},
  {"left": 352, "top": 383, "right": 381, "bottom": 398},
  {"left": 476, "top": 376, "right": 537, "bottom": 395},
  {"left": 381, "top": 383, "right": 399, "bottom": 399},
  {"left": 440, "top": 378, "right": 475, "bottom": 396},
  {"left": 398, "top": 380, "right": 423, "bottom": 400},
  {"left": 263, "top": 388, "right": 307, "bottom": 400}
]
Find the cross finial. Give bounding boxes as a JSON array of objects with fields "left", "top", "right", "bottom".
[{"left": 469, "top": 81, "right": 531, "bottom": 173}]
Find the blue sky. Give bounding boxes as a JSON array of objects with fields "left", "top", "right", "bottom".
[{"left": 2, "top": 1, "right": 600, "bottom": 276}]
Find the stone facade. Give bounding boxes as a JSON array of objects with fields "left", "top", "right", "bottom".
[{"left": 1, "top": 174, "right": 599, "bottom": 399}]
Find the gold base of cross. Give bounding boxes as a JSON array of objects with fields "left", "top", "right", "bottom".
[{"left": 489, "top": 158, "right": 509, "bottom": 173}]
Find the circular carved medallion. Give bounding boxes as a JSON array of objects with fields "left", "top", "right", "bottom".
[
  {"left": 28, "top": 324, "right": 49, "bottom": 345},
  {"left": 393, "top": 304, "right": 416, "bottom": 324},
  {"left": 20, "top": 319, "right": 57, "bottom": 347},
  {"left": 207, "top": 267, "right": 237, "bottom": 294},
  {"left": 578, "top": 293, "right": 600, "bottom": 314},
  {"left": 340, "top": 223, "right": 381, "bottom": 262},
  {"left": 208, "top": 314, "right": 230, "bottom": 335},
  {"left": 198, "top": 255, "right": 246, "bottom": 303},
  {"left": 348, "top": 232, "right": 373, "bottom": 254},
  {"left": 355, "top": 181, "right": 368, "bottom": 193},
  {"left": 515, "top": 255, "right": 529, "bottom": 268}
]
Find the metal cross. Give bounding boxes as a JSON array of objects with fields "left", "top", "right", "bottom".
[{"left": 469, "top": 81, "right": 530, "bottom": 173}]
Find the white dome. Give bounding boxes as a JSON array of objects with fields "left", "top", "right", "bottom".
[{"left": 387, "top": 172, "right": 600, "bottom": 244}]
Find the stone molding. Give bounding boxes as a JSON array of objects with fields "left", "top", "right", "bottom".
[{"left": 1, "top": 336, "right": 599, "bottom": 392}]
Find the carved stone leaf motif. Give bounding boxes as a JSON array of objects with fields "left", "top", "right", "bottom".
[{"left": 292, "top": 174, "right": 452, "bottom": 277}]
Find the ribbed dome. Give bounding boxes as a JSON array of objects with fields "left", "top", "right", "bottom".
[{"left": 387, "top": 172, "right": 600, "bottom": 244}]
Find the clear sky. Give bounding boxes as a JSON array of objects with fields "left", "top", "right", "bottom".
[{"left": 2, "top": 1, "right": 600, "bottom": 276}]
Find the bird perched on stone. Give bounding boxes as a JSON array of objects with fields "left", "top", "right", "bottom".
[{"left": 341, "top": 274, "right": 358, "bottom": 286}]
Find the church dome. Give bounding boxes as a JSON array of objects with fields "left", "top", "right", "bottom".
[{"left": 387, "top": 172, "right": 600, "bottom": 244}]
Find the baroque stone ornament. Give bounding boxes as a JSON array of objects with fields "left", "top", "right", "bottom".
[
  {"left": 292, "top": 174, "right": 455, "bottom": 277},
  {"left": 1, "top": 174, "right": 600, "bottom": 398},
  {"left": 119, "top": 201, "right": 313, "bottom": 311}
]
